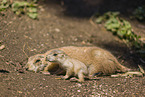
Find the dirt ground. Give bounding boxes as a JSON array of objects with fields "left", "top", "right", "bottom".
[{"left": 0, "top": 0, "right": 145, "bottom": 96}]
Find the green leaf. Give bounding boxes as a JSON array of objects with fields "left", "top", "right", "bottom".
[
  {"left": 96, "top": 16, "right": 104, "bottom": 24},
  {"left": 0, "top": 5, "right": 8, "bottom": 9},
  {"left": 12, "top": 2, "right": 20, "bottom": 11},
  {"left": 16, "top": 11, "right": 21, "bottom": 15},
  {"left": 2, "top": 0, "right": 7, "bottom": 4},
  {"left": 27, "top": 12, "right": 37, "bottom": 19},
  {"left": 12, "top": 1, "right": 29, "bottom": 11},
  {"left": 29, "top": 3, "right": 37, "bottom": 7},
  {"left": 126, "top": 30, "right": 132, "bottom": 35},
  {"left": 16, "top": 1, "right": 29, "bottom": 6},
  {"left": 27, "top": 7, "right": 37, "bottom": 13},
  {"left": 117, "top": 30, "right": 126, "bottom": 37},
  {"left": 123, "top": 20, "right": 131, "bottom": 29}
]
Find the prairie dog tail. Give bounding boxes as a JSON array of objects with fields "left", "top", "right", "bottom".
[{"left": 116, "top": 62, "right": 131, "bottom": 72}]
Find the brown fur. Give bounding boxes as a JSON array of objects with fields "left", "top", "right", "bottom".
[{"left": 44, "top": 46, "right": 130, "bottom": 75}]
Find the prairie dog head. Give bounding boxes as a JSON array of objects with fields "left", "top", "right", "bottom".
[
  {"left": 25, "top": 54, "right": 47, "bottom": 73},
  {"left": 46, "top": 50, "right": 68, "bottom": 63}
]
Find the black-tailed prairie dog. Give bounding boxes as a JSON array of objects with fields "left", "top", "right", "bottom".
[
  {"left": 46, "top": 50, "right": 88, "bottom": 82},
  {"left": 43, "top": 46, "right": 130, "bottom": 75},
  {"left": 25, "top": 54, "right": 63, "bottom": 74},
  {"left": 25, "top": 54, "right": 46, "bottom": 73}
]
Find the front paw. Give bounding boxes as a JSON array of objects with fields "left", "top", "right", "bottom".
[
  {"left": 41, "top": 71, "right": 50, "bottom": 75},
  {"left": 62, "top": 75, "right": 69, "bottom": 80},
  {"left": 78, "top": 79, "right": 84, "bottom": 82}
]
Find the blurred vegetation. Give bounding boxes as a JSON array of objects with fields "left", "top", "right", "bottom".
[
  {"left": 12, "top": 1, "right": 38, "bottom": 19},
  {"left": 95, "top": 12, "right": 143, "bottom": 49},
  {"left": 133, "top": 5, "right": 145, "bottom": 21},
  {"left": 0, "top": 0, "right": 38, "bottom": 19},
  {"left": 0, "top": 0, "right": 9, "bottom": 12},
  {"left": 93, "top": 12, "right": 145, "bottom": 54},
  {"left": 94, "top": 12, "right": 145, "bottom": 60}
]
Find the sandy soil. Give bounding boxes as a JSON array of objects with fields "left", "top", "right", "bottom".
[{"left": 0, "top": 0, "right": 145, "bottom": 96}]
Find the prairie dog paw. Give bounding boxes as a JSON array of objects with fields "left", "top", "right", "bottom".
[
  {"left": 41, "top": 71, "right": 51, "bottom": 75},
  {"left": 78, "top": 79, "right": 84, "bottom": 82},
  {"left": 62, "top": 75, "right": 69, "bottom": 79}
]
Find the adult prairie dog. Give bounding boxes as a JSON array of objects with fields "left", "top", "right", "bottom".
[
  {"left": 46, "top": 50, "right": 88, "bottom": 82},
  {"left": 44, "top": 46, "right": 130, "bottom": 75},
  {"left": 25, "top": 54, "right": 46, "bottom": 73},
  {"left": 25, "top": 54, "right": 62, "bottom": 74}
]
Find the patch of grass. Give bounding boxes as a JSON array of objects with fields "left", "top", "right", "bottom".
[
  {"left": 0, "top": 0, "right": 38, "bottom": 19},
  {"left": 133, "top": 5, "right": 145, "bottom": 21},
  {"left": 95, "top": 12, "right": 143, "bottom": 49}
]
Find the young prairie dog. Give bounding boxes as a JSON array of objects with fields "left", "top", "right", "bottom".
[{"left": 46, "top": 50, "right": 88, "bottom": 82}]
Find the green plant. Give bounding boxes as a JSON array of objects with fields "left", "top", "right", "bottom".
[
  {"left": 95, "top": 12, "right": 120, "bottom": 24},
  {"left": 95, "top": 12, "right": 142, "bottom": 49},
  {"left": 0, "top": 0, "right": 9, "bottom": 12},
  {"left": 12, "top": 1, "right": 38, "bottom": 19},
  {"left": 133, "top": 6, "right": 145, "bottom": 21},
  {"left": 0, "top": 0, "right": 38, "bottom": 19}
]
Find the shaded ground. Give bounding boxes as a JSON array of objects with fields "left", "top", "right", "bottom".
[{"left": 0, "top": 0, "right": 145, "bottom": 96}]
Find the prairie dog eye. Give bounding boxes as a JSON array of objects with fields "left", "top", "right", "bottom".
[
  {"left": 35, "top": 59, "right": 41, "bottom": 63},
  {"left": 53, "top": 53, "right": 58, "bottom": 56}
]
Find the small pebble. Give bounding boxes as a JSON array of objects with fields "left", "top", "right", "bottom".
[
  {"left": 0, "top": 45, "right": 5, "bottom": 50},
  {"left": 77, "top": 90, "right": 81, "bottom": 92},
  {"left": 55, "top": 28, "right": 60, "bottom": 32},
  {"left": 77, "top": 83, "right": 82, "bottom": 87}
]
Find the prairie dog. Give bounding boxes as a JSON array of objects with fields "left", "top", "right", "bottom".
[
  {"left": 46, "top": 50, "right": 88, "bottom": 82},
  {"left": 44, "top": 46, "right": 129, "bottom": 75},
  {"left": 25, "top": 54, "right": 62, "bottom": 74},
  {"left": 26, "top": 46, "right": 130, "bottom": 75},
  {"left": 25, "top": 54, "right": 45, "bottom": 73}
]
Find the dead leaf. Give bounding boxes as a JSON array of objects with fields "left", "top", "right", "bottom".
[{"left": 55, "top": 77, "right": 62, "bottom": 80}]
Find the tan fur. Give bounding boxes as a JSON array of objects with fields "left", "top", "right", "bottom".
[
  {"left": 25, "top": 54, "right": 45, "bottom": 73},
  {"left": 25, "top": 54, "right": 62, "bottom": 74},
  {"left": 46, "top": 50, "right": 88, "bottom": 82},
  {"left": 44, "top": 46, "right": 129, "bottom": 75}
]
